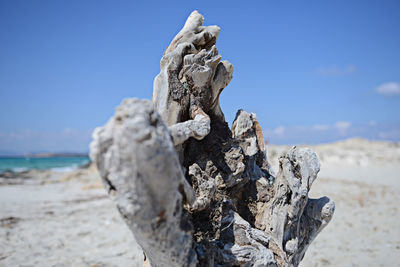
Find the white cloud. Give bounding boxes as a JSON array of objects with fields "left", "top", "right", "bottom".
[
  {"left": 273, "top": 126, "right": 285, "bottom": 137},
  {"left": 375, "top": 82, "right": 400, "bottom": 96},
  {"left": 316, "top": 64, "right": 357, "bottom": 77},
  {"left": 62, "top": 128, "right": 92, "bottom": 137},
  {"left": 0, "top": 128, "right": 93, "bottom": 154},
  {"left": 378, "top": 129, "right": 400, "bottom": 139},
  {"left": 313, "top": 124, "right": 330, "bottom": 131},
  {"left": 334, "top": 121, "right": 351, "bottom": 135},
  {"left": 262, "top": 121, "right": 400, "bottom": 144},
  {"left": 7, "top": 129, "right": 39, "bottom": 139}
]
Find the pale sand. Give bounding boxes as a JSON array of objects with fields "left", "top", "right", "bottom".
[
  {"left": 0, "top": 138, "right": 399, "bottom": 266},
  {"left": 0, "top": 166, "right": 143, "bottom": 267},
  {"left": 268, "top": 138, "right": 400, "bottom": 267}
]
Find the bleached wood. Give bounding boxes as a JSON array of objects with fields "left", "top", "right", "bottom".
[{"left": 90, "top": 11, "right": 334, "bottom": 267}]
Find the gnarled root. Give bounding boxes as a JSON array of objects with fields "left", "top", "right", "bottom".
[{"left": 90, "top": 10, "right": 334, "bottom": 267}]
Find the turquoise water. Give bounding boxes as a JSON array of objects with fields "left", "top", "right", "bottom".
[{"left": 0, "top": 157, "right": 90, "bottom": 173}]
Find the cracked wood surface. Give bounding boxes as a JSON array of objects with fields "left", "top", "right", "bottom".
[{"left": 90, "top": 10, "right": 334, "bottom": 267}]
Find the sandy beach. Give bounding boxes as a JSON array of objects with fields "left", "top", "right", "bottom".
[
  {"left": 1, "top": 138, "right": 399, "bottom": 267},
  {"left": 268, "top": 139, "right": 400, "bottom": 266}
]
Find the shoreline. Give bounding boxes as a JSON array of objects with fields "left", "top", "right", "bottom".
[
  {"left": 0, "top": 157, "right": 91, "bottom": 176},
  {"left": 1, "top": 138, "right": 399, "bottom": 266}
]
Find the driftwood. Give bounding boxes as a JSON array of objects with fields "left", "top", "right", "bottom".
[{"left": 90, "top": 11, "right": 335, "bottom": 267}]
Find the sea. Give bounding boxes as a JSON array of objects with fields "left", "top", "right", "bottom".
[{"left": 0, "top": 156, "right": 91, "bottom": 173}]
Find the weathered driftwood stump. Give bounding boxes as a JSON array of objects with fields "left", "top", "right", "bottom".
[{"left": 90, "top": 11, "right": 335, "bottom": 267}]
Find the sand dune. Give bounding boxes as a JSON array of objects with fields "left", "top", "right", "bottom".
[
  {"left": 268, "top": 138, "right": 400, "bottom": 266},
  {"left": 0, "top": 138, "right": 399, "bottom": 266}
]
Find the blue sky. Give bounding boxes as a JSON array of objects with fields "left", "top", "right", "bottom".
[{"left": 1, "top": 0, "right": 399, "bottom": 153}]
